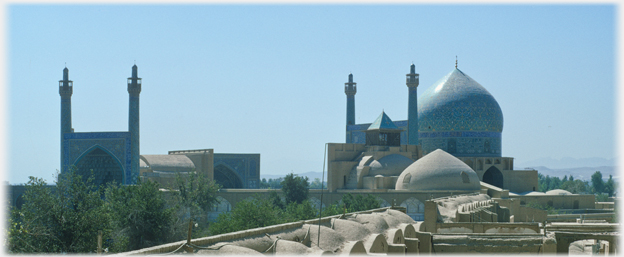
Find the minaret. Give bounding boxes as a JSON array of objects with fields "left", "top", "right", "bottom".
[
  {"left": 59, "top": 67, "right": 73, "bottom": 173},
  {"left": 406, "top": 63, "right": 419, "bottom": 145},
  {"left": 127, "top": 64, "right": 142, "bottom": 184},
  {"left": 345, "top": 73, "right": 357, "bottom": 143}
]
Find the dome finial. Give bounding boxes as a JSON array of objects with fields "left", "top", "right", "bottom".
[{"left": 455, "top": 55, "right": 458, "bottom": 69}]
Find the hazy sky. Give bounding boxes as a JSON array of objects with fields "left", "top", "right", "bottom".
[{"left": 6, "top": 4, "right": 617, "bottom": 184}]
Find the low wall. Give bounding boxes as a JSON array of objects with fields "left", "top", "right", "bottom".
[
  {"left": 547, "top": 212, "right": 615, "bottom": 222},
  {"left": 431, "top": 233, "right": 548, "bottom": 254},
  {"left": 435, "top": 222, "right": 540, "bottom": 234}
]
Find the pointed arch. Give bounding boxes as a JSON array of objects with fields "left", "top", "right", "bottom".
[
  {"left": 482, "top": 166, "right": 504, "bottom": 188},
  {"left": 213, "top": 163, "right": 243, "bottom": 188},
  {"left": 73, "top": 145, "right": 124, "bottom": 186}
]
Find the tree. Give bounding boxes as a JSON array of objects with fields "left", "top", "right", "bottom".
[
  {"left": 105, "top": 179, "right": 177, "bottom": 252},
  {"left": 173, "top": 171, "right": 221, "bottom": 222},
  {"left": 562, "top": 175, "right": 568, "bottom": 183},
  {"left": 569, "top": 175, "right": 574, "bottom": 181},
  {"left": 604, "top": 175, "right": 616, "bottom": 197},
  {"left": 8, "top": 171, "right": 110, "bottom": 253},
  {"left": 591, "top": 171, "right": 604, "bottom": 194},
  {"left": 560, "top": 179, "right": 588, "bottom": 194},
  {"left": 281, "top": 173, "right": 309, "bottom": 205},
  {"left": 208, "top": 196, "right": 282, "bottom": 235},
  {"left": 268, "top": 190, "right": 285, "bottom": 209},
  {"left": 284, "top": 200, "right": 317, "bottom": 221},
  {"left": 342, "top": 194, "right": 380, "bottom": 212},
  {"left": 309, "top": 177, "right": 324, "bottom": 189}
]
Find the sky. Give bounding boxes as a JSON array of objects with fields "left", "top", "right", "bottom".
[{"left": 4, "top": 4, "right": 618, "bottom": 185}]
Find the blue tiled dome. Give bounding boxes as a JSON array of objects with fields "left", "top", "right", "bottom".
[
  {"left": 418, "top": 68, "right": 503, "bottom": 132},
  {"left": 417, "top": 69, "right": 504, "bottom": 157}
]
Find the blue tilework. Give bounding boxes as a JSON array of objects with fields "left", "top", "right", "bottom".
[
  {"left": 368, "top": 112, "right": 400, "bottom": 130},
  {"left": 214, "top": 154, "right": 260, "bottom": 189},
  {"left": 62, "top": 132, "right": 133, "bottom": 184},
  {"left": 417, "top": 69, "right": 503, "bottom": 133}
]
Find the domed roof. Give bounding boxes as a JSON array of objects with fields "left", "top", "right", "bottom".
[
  {"left": 368, "top": 154, "right": 414, "bottom": 177},
  {"left": 418, "top": 68, "right": 503, "bottom": 132},
  {"left": 140, "top": 154, "right": 195, "bottom": 173},
  {"left": 545, "top": 189, "right": 573, "bottom": 195},
  {"left": 396, "top": 149, "right": 481, "bottom": 191}
]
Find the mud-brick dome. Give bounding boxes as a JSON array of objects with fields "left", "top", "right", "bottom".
[{"left": 367, "top": 154, "right": 414, "bottom": 177}]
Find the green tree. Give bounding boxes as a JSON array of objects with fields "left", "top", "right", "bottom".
[
  {"left": 268, "top": 190, "right": 285, "bottom": 209},
  {"left": 284, "top": 200, "right": 317, "bottom": 221},
  {"left": 173, "top": 172, "right": 221, "bottom": 221},
  {"left": 560, "top": 179, "right": 588, "bottom": 194},
  {"left": 309, "top": 177, "right": 325, "bottom": 189},
  {"left": 208, "top": 196, "right": 281, "bottom": 235},
  {"left": 8, "top": 171, "right": 110, "bottom": 253},
  {"left": 342, "top": 194, "right": 380, "bottom": 212},
  {"left": 281, "top": 173, "right": 309, "bottom": 205},
  {"left": 569, "top": 175, "right": 574, "bottom": 181},
  {"left": 591, "top": 171, "right": 604, "bottom": 194},
  {"left": 105, "top": 179, "right": 176, "bottom": 252},
  {"left": 604, "top": 175, "right": 616, "bottom": 197}
]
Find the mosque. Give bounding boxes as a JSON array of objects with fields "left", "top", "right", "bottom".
[
  {"left": 9, "top": 61, "right": 617, "bottom": 255},
  {"left": 328, "top": 62, "right": 537, "bottom": 194},
  {"left": 50, "top": 62, "right": 578, "bottom": 221},
  {"left": 57, "top": 65, "right": 260, "bottom": 189}
]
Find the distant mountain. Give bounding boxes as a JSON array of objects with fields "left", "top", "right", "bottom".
[
  {"left": 521, "top": 166, "right": 617, "bottom": 182},
  {"left": 516, "top": 157, "right": 615, "bottom": 170},
  {"left": 261, "top": 171, "right": 325, "bottom": 181}
]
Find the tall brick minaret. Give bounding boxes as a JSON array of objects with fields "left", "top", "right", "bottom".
[
  {"left": 406, "top": 63, "right": 419, "bottom": 145},
  {"left": 345, "top": 73, "right": 357, "bottom": 143},
  {"left": 127, "top": 64, "right": 142, "bottom": 184},
  {"left": 59, "top": 67, "right": 73, "bottom": 173}
]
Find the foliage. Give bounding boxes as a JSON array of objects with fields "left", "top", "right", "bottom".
[
  {"left": 269, "top": 190, "right": 285, "bottom": 209},
  {"left": 260, "top": 178, "right": 283, "bottom": 189},
  {"left": 281, "top": 173, "right": 309, "bottom": 205},
  {"left": 173, "top": 172, "right": 221, "bottom": 220},
  {"left": 560, "top": 179, "right": 588, "bottom": 194},
  {"left": 208, "top": 196, "right": 282, "bottom": 235},
  {"left": 321, "top": 203, "right": 344, "bottom": 217},
  {"left": 595, "top": 193, "right": 610, "bottom": 202},
  {"left": 604, "top": 175, "right": 616, "bottom": 197},
  {"left": 284, "top": 200, "right": 317, "bottom": 221},
  {"left": 342, "top": 194, "right": 381, "bottom": 212},
  {"left": 309, "top": 178, "right": 326, "bottom": 189},
  {"left": 105, "top": 179, "right": 177, "bottom": 251},
  {"left": 8, "top": 171, "right": 110, "bottom": 253},
  {"left": 591, "top": 171, "right": 604, "bottom": 194}
]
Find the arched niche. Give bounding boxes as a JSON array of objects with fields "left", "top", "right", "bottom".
[
  {"left": 73, "top": 146, "right": 124, "bottom": 186},
  {"left": 482, "top": 166, "right": 504, "bottom": 188},
  {"left": 214, "top": 164, "right": 243, "bottom": 188}
]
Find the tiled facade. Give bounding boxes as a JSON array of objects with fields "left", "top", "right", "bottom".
[
  {"left": 59, "top": 66, "right": 140, "bottom": 185},
  {"left": 347, "top": 68, "right": 504, "bottom": 158},
  {"left": 62, "top": 132, "right": 134, "bottom": 184},
  {"left": 214, "top": 154, "right": 260, "bottom": 189}
]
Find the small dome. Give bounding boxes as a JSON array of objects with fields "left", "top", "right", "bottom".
[
  {"left": 368, "top": 154, "right": 414, "bottom": 177},
  {"left": 396, "top": 149, "right": 481, "bottom": 191},
  {"left": 545, "top": 189, "right": 573, "bottom": 195},
  {"left": 523, "top": 191, "right": 546, "bottom": 196}
]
